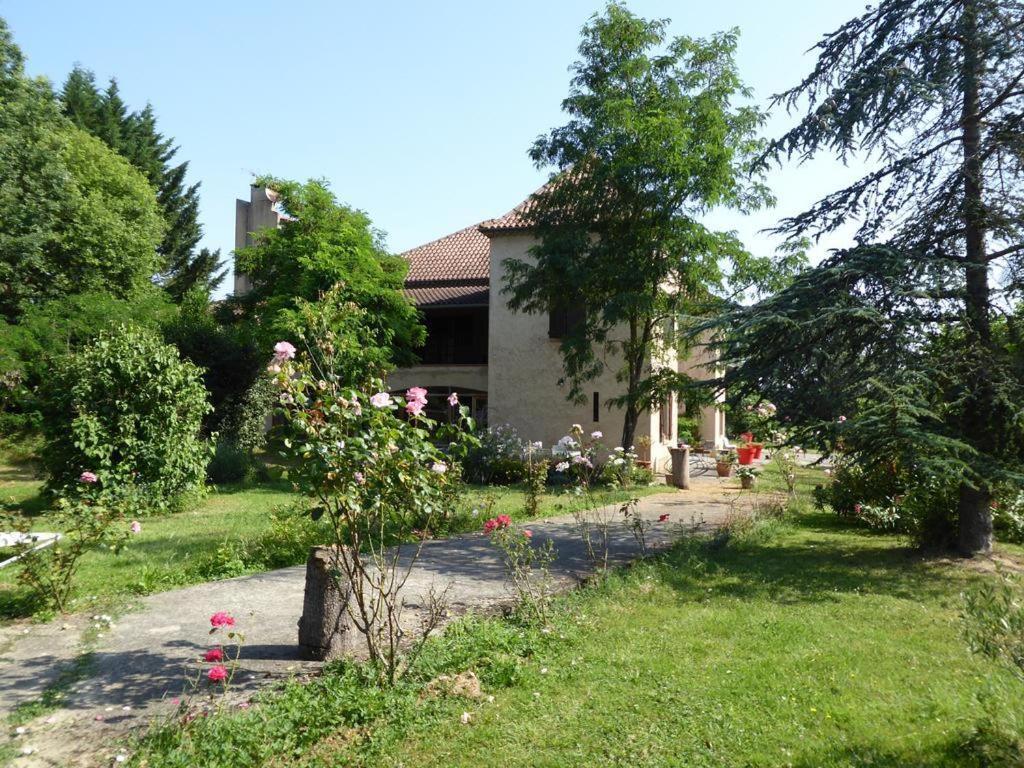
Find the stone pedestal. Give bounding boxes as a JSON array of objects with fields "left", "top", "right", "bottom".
[
  {"left": 297, "top": 546, "right": 354, "bottom": 661},
  {"left": 669, "top": 446, "right": 690, "bottom": 490}
]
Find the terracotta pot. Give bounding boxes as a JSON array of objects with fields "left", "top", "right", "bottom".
[
  {"left": 751, "top": 443, "right": 764, "bottom": 460},
  {"left": 737, "top": 446, "right": 755, "bottom": 465},
  {"left": 716, "top": 462, "right": 733, "bottom": 478},
  {"left": 741, "top": 474, "right": 755, "bottom": 490}
]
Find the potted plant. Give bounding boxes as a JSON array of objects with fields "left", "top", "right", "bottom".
[
  {"left": 740, "top": 431, "right": 755, "bottom": 444},
  {"left": 750, "top": 442, "right": 765, "bottom": 460},
  {"left": 716, "top": 451, "right": 735, "bottom": 478},
  {"left": 737, "top": 444, "right": 755, "bottom": 465},
  {"left": 736, "top": 465, "right": 759, "bottom": 489}
]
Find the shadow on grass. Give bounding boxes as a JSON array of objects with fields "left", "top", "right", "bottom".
[{"left": 655, "top": 513, "right": 957, "bottom": 605}]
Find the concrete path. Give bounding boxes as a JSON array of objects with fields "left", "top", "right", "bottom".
[{"left": 0, "top": 478, "right": 741, "bottom": 767}]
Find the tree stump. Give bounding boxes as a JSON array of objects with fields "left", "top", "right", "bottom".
[{"left": 298, "top": 546, "right": 355, "bottom": 661}]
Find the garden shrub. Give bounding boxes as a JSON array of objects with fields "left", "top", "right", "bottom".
[
  {"left": 993, "top": 489, "right": 1024, "bottom": 544},
  {"left": 40, "top": 325, "right": 212, "bottom": 510},
  {"left": 207, "top": 440, "right": 256, "bottom": 485},
  {"left": 815, "top": 457, "right": 905, "bottom": 517},
  {"left": 676, "top": 415, "right": 700, "bottom": 445},
  {"left": 463, "top": 424, "right": 529, "bottom": 484}
]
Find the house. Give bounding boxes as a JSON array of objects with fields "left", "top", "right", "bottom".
[{"left": 234, "top": 185, "right": 726, "bottom": 473}]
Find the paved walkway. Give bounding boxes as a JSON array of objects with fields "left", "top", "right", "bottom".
[{"left": 0, "top": 478, "right": 741, "bottom": 766}]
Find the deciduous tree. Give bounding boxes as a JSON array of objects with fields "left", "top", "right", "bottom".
[{"left": 502, "top": 3, "right": 779, "bottom": 450}]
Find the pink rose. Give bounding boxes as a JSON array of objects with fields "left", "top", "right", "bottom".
[
  {"left": 406, "top": 399, "right": 426, "bottom": 417},
  {"left": 354, "top": 471, "right": 365, "bottom": 485},
  {"left": 210, "top": 612, "right": 235, "bottom": 628},
  {"left": 203, "top": 647, "right": 224, "bottom": 662},
  {"left": 79, "top": 471, "right": 98, "bottom": 484},
  {"left": 273, "top": 341, "right": 296, "bottom": 360},
  {"left": 406, "top": 386, "right": 428, "bottom": 404},
  {"left": 448, "top": 392, "right": 459, "bottom": 407},
  {"left": 370, "top": 392, "right": 392, "bottom": 408},
  {"left": 207, "top": 665, "right": 228, "bottom": 683},
  {"left": 130, "top": 521, "right": 142, "bottom": 534},
  {"left": 838, "top": 415, "right": 847, "bottom": 423},
  {"left": 523, "top": 529, "right": 533, "bottom": 539},
  {"left": 431, "top": 462, "right": 447, "bottom": 474}
]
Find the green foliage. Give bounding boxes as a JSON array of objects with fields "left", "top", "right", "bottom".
[
  {"left": 206, "top": 440, "right": 256, "bottom": 486},
  {"left": 463, "top": 424, "right": 529, "bottom": 485},
  {"left": 0, "top": 287, "right": 174, "bottom": 395},
  {"left": 676, "top": 415, "right": 700, "bottom": 446},
  {"left": 0, "top": 21, "right": 163, "bottom": 322},
  {"left": 161, "top": 288, "right": 265, "bottom": 436},
  {"left": 963, "top": 571, "right": 1024, "bottom": 681},
  {"left": 40, "top": 325, "right": 212, "bottom": 509},
  {"left": 189, "top": 502, "right": 324, "bottom": 580},
  {"left": 274, "top": 310, "right": 477, "bottom": 682},
  {"left": 1, "top": 483, "right": 135, "bottom": 613},
  {"left": 60, "top": 66, "right": 225, "bottom": 299},
  {"left": 502, "top": 4, "right": 788, "bottom": 448},
  {"left": 234, "top": 177, "right": 424, "bottom": 367},
  {"left": 708, "top": 1, "right": 1024, "bottom": 554}
]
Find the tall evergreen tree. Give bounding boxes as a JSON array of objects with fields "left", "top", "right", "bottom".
[
  {"left": 709, "top": 0, "right": 1024, "bottom": 554},
  {"left": 60, "top": 66, "right": 101, "bottom": 131},
  {"left": 59, "top": 70, "right": 226, "bottom": 299}
]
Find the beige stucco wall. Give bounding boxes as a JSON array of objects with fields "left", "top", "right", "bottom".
[{"left": 486, "top": 233, "right": 676, "bottom": 473}]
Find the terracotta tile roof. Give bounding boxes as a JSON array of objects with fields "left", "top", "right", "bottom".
[
  {"left": 404, "top": 284, "right": 489, "bottom": 308},
  {"left": 478, "top": 194, "right": 536, "bottom": 234},
  {"left": 402, "top": 224, "right": 490, "bottom": 283}
]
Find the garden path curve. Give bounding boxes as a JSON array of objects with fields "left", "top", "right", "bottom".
[{"left": 0, "top": 480, "right": 741, "bottom": 767}]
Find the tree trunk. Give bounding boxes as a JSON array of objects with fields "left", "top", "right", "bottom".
[
  {"left": 297, "top": 546, "right": 355, "bottom": 660},
  {"left": 957, "top": 0, "right": 993, "bottom": 556}
]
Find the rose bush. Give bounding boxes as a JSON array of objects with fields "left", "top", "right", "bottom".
[{"left": 271, "top": 319, "right": 477, "bottom": 684}]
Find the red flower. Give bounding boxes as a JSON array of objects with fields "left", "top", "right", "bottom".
[
  {"left": 658, "top": 514, "right": 670, "bottom": 522},
  {"left": 207, "top": 665, "right": 228, "bottom": 683},
  {"left": 483, "top": 515, "right": 513, "bottom": 535},
  {"left": 203, "top": 647, "right": 224, "bottom": 662},
  {"left": 210, "top": 612, "right": 235, "bottom": 628},
  {"left": 523, "top": 529, "right": 533, "bottom": 539},
  {"left": 854, "top": 503, "right": 863, "bottom": 514}
]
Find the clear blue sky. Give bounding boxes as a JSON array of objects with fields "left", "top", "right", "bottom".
[{"left": 3, "top": 0, "right": 868, "bottom": 296}]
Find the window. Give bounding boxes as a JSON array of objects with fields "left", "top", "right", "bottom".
[
  {"left": 659, "top": 394, "right": 674, "bottom": 442},
  {"left": 592, "top": 392, "right": 600, "bottom": 423},
  {"left": 548, "top": 300, "right": 585, "bottom": 339}
]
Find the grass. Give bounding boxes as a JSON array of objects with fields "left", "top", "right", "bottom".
[
  {"left": 128, "top": 467, "right": 1024, "bottom": 768},
  {"left": 0, "top": 453, "right": 664, "bottom": 619}
]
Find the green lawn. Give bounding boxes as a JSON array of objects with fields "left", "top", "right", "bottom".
[
  {"left": 131, "top": 479, "right": 1024, "bottom": 768},
  {"left": 0, "top": 457, "right": 664, "bottom": 619}
]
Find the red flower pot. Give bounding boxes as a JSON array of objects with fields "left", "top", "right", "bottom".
[
  {"left": 737, "top": 446, "right": 755, "bottom": 465},
  {"left": 751, "top": 443, "right": 764, "bottom": 460}
]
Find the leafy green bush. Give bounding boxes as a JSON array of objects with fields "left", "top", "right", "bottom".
[
  {"left": 994, "top": 490, "right": 1024, "bottom": 544},
  {"left": 814, "top": 458, "right": 905, "bottom": 517},
  {"left": 40, "top": 325, "right": 212, "bottom": 510},
  {"left": 463, "top": 424, "right": 529, "bottom": 484},
  {"left": 676, "top": 415, "right": 700, "bottom": 445},
  {"left": 207, "top": 440, "right": 256, "bottom": 485},
  {"left": 161, "top": 288, "right": 265, "bottom": 437}
]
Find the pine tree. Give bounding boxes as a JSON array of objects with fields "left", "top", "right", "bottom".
[
  {"left": 709, "top": 0, "right": 1024, "bottom": 555},
  {"left": 59, "top": 70, "right": 226, "bottom": 299},
  {"left": 60, "top": 66, "right": 101, "bottom": 132}
]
